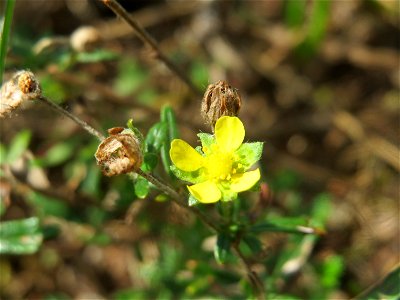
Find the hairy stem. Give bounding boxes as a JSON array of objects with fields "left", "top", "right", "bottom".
[
  {"left": 38, "top": 96, "right": 106, "bottom": 141},
  {"left": 101, "top": 0, "right": 202, "bottom": 97}
]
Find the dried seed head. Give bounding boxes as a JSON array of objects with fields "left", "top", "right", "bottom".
[
  {"left": 95, "top": 128, "right": 143, "bottom": 176},
  {"left": 0, "top": 70, "right": 42, "bottom": 117},
  {"left": 201, "top": 80, "right": 241, "bottom": 129}
]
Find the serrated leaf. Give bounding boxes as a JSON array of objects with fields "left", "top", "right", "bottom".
[
  {"left": 134, "top": 177, "right": 150, "bottom": 199},
  {"left": 6, "top": 130, "right": 31, "bottom": 164},
  {"left": 214, "top": 233, "right": 231, "bottom": 264},
  {"left": 235, "top": 142, "right": 263, "bottom": 169}
]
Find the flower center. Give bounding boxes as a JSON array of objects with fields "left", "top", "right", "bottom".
[{"left": 204, "top": 145, "right": 233, "bottom": 181}]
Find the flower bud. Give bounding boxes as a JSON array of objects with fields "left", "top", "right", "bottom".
[
  {"left": 95, "top": 127, "right": 143, "bottom": 176},
  {"left": 201, "top": 80, "right": 242, "bottom": 129},
  {"left": 0, "top": 70, "right": 42, "bottom": 117}
]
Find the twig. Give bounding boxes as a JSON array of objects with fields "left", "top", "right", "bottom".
[
  {"left": 101, "top": 0, "right": 202, "bottom": 97},
  {"left": 38, "top": 96, "right": 106, "bottom": 141},
  {"left": 232, "top": 243, "right": 266, "bottom": 300}
]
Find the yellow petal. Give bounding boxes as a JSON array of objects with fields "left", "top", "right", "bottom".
[
  {"left": 215, "top": 116, "right": 245, "bottom": 152},
  {"left": 188, "top": 181, "right": 221, "bottom": 203},
  {"left": 230, "top": 169, "right": 260, "bottom": 192},
  {"left": 170, "top": 139, "right": 204, "bottom": 171}
]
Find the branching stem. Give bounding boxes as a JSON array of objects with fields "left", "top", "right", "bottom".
[
  {"left": 38, "top": 96, "right": 106, "bottom": 141},
  {"left": 101, "top": 0, "right": 202, "bottom": 97}
]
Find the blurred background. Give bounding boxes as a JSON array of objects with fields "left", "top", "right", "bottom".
[{"left": 1, "top": 0, "right": 399, "bottom": 299}]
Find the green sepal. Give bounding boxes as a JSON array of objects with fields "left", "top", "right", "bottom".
[
  {"left": 218, "top": 182, "right": 238, "bottom": 202},
  {"left": 235, "top": 142, "right": 263, "bottom": 170},
  {"left": 197, "top": 132, "right": 215, "bottom": 149},
  {"left": 170, "top": 165, "right": 204, "bottom": 184},
  {"left": 126, "top": 119, "right": 144, "bottom": 149}
]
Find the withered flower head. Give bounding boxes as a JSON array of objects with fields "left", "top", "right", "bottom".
[
  {"left": 201, "top": 80, "right": 241, "bottom": 129},
  {"left": 0, "top": 70, "right": 42, "bottom": 117},
  {"left": 95, "top": 127, "right": 143, "bottom": 176}
]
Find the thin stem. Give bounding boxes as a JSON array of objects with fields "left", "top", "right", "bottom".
[
  {"left": 0, "top": 0, "right": 16, "bottom": 84},
  {"left": 101, "top": 0, "right": 202, "bottom": 97},
  {"left": 38, "top": 96, "right": 106, "bottom": 141},
  {"left": 136, "top": 169, "right": 219, "bottom": 232},
  {"left": 232, "top": 243, "right": 266, "bottom": 300}
]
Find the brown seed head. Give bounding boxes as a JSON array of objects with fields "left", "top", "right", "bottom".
[
  {"left": 1, "top": 70, "right": 42, "bottom": 117},
  {"left": 95, "top": 128, "right": 143, "bottom": 176},
  {"left": 201, "top": 80, "right": 241, "bottom": 129}
]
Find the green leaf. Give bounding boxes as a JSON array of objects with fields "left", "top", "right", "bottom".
[
  {"left": 311, "top": 193, "right": 332, "bottom": 227},
  {"left": 356, "top": 266, "right": 400, "bottom": 300},
  {"left": 295, "top": 0, "right": 330, "bottom": 60},
  {"left": 214, "top": 232, "right": 231, "bottom": 264},
  {"left": 145, "top": 122, "right": 168, "bottom": 152},
  {"left": 0, "top": 216, "right": 39, "bottom": 236},
  {"left": 0, "top": 217, "right": 43, "bottom": 255},
  {"left": 321, "top": 254, "right": 344, "bottom": 289},
  {"left": 142, "top": 152, "right": 158, "bottom": 172},
  {"left": 161, "top": 105, "right": 179, "bottom": 141},
  {"left": 242, "top": 234, "right": 263, "bottom": 254},
  {"left": 235, "top": 142, "right": 263, "bottom": 169},
  {"left": 197, "top": 133, "right": 215, "bottom": 150},
  {"left": 0, "top": 0, "right": 16, "bottom": 83},
  {"left": 33, "top": 142, "right": 75, "bottom": 167},
  {"left": 190, "top": 61, "right": 209, "bottom": 90},
  {"left": 284, "top": 0, "right": 306, "bottom": 28},
  {"left": 40, "top": 75, "right": 67, "bottom": 104},
  {"left": 6, "top": 130, "right": 31, "bottom": 164},
  {"left": 27, "top": 192, "right": 69, "bottom": 218},
  {"left": 134, "top": 177, "right": 150, "bottom": 199},
  {"left": 250, "top": 217, "right": 318, "bottom": 235},
  {"left": 113, "top": 59, "right": 147, "bottom": 96},
  {"left": 75, "top": 49, "right": 117, "bottom": 63}
]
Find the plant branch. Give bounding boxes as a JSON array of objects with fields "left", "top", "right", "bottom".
[
  {"left": 101, "top": 0, "right": 202, "bottom": 97},
  {"left": 232, "top": 243, "right": 266, "bottom": 300},
  {"left": 38, "top": 96, "right": 106, "bottom": 141},
  {"left": 136, "top": 169, "right": 219, "bottom": 232}
]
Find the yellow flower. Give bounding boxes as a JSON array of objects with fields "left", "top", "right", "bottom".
[{"left": 170, "top": 116, "right": 263, "bottom": 204}]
